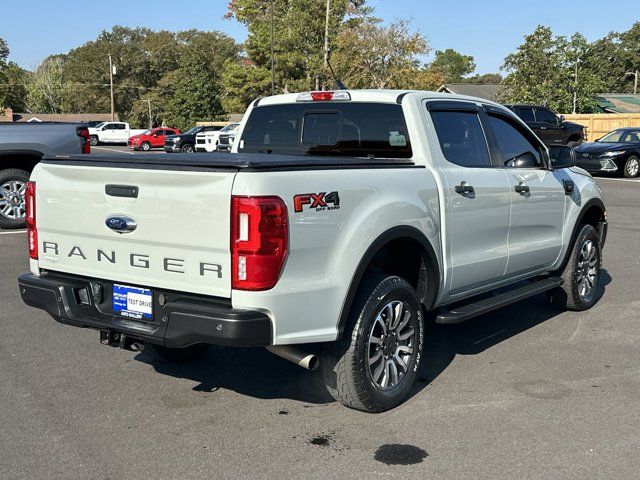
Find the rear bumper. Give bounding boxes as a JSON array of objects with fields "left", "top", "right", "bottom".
[{"left": 18, "top": 272, "right": 272, "bottom": 348}]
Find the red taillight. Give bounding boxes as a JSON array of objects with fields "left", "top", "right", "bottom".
[
  {"left": 311, "top": 91, "right": 334, "bottom": 101},
  {"left": 296, "top": 91, "right": 351, "bottom": 102},
  {"left": 26, "top": 181, "right": 37, "bottom": 259},
  {"left": 231, "top": 196, "right": 288, "bottom": 291},
  {"left": 77, "top": 126, "right": 91, "bottom": 154}
]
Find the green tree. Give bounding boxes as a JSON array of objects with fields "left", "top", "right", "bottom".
[
  {"left": 500, "top": 26, "right": 604, "bottom": 113},
  {"left": 430, "top": 48, "right": 475, "bottom": 83},
  {"left": 561, "top": 33, "right": 604, "bottom": 113},
  {"left": 332, "top": 17, "right": 430, "bottom": 89},
  {"left": 464, "top": 72, "right": 502, "bottom": 84},
  {"left": 26, "top": 55, "right": 68, "bottom": 113},
  {"left": 221, "top": 59, "right": 272, "bottom": 113},
  {"left": 227, "top": 0, "right": 358, "bottom": 92},
  {"left": 162, "top": 32, "right": 238, "bottom": 130}
]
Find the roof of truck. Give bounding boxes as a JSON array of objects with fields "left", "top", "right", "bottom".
[{"left": 256, "top": 89, "right": 505, "bottom": 109}]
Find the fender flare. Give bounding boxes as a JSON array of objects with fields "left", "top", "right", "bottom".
[
  {"left": 336, "top": 225, "right": 440, "bottom": 339},
  {"left": 558, "top": 197, "right": 606, "bottom": 271}
]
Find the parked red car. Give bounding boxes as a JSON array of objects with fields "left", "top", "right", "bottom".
[{"left": 128, "top": 127, "right": 180, "bottom": 151}]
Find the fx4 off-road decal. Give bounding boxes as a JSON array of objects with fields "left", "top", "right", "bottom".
[{"left": 293, "top": 191, "right": 340, "bottom": 212}]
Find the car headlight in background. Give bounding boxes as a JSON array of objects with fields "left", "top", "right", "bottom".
[{"left": 600, "top": 150, "right": 625, "bottom": 157}]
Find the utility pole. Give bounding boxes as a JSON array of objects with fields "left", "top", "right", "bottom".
[
  {"left": 270, "top": 0, "right": 275, "bottom": 95},
  {"left": 323, "top": 0, "right": 331, "bottom": 90},
  {"left": 572, "top": 58, "right": 579, "bottom": 114},
  {"left": 108, "top": 54, "right": 115, "bottom": 121},
  {"left": 143, "top": 99, "right": 152, "bottom": 129},
  {"left": 626, "top": 70, "right": 639, "bottom": 95}
]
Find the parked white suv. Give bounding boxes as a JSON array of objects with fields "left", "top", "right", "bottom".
[
  {"left": 195, "top": 123, "right": 240, "bottom": 152},
  {"left": 19, "top": 90, "right": 607, "bottom": 412}
]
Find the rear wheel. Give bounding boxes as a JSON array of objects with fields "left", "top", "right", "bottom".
[
  {"left": 144, "top": 343, "right": 210, "bottom": 362},
  {"left": 623, "top": 155, "right": 639, "bottom": 178},
  {"left": 140, "top": 141, "right": 151, "bottom": 151},
  {"left": 181, "top": 143, "right": 195, "bottom": 153},
  {"left": 321, "top": 275, "right": 424, "bottom": 412},
  {"left": 550, "top": 224, "right": 601, "bottom": 310},
  {"left": 0, "top": 168, "right": 30, "bottom": 229}
]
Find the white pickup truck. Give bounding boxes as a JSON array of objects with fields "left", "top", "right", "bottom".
[
  {"left": 18, "top": 90, "right": 607, "bottom": 412},
  {"left": 88, "top": 122, "right": 146, "bottom": 146}
]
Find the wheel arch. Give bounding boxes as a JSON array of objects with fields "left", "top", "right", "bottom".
[
  {"left": 336, "top": 225, "right": 440, "bottom": 339},
  {"left": 558, "top": 197, "right": 606, "bottom": 272},
  {"left": 0, "top": 151, "right": 43, "bottom": 174}
]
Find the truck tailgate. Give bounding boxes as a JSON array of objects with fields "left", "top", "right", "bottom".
[{"left": 34, "top": 163, "right": 235, "bottom": 298}]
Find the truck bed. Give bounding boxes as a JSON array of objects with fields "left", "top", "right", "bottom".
[{"left": 44, "top": 152, "right": 417, "bottom": 171}]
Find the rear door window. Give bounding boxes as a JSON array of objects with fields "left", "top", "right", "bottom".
[
  {"left": 239, "top": 103, "right": 412, "bottom": 158},
  {"left": 535, "top": 108, "right": 558, "bottom": 125},
  {"left": 517, "top": 107, "right": 535, "bottom": 122},
  {"left": 430, "top": 111, "right": 491, "bottom": 167}
]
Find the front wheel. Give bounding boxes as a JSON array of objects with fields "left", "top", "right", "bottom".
[
  {"left": 181, "top": 143, "right": 195, "bottom": 153},
  {"left": 89, "top": 135, "right": 99, "bottom": 146},
  {"left": 140, "top": 141, "right": 151, "bottom": 151},
  {"left": 321, "top": 275, "right": 424, "bottom": 412},
  {"left": 623, "top": 155, "right": 639, "bottom": 178},
  {"left": 550, "top": 224, "right": 601, "bottom": 310}
]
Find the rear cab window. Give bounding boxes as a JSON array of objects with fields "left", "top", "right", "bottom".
[{"left": 238, "top": 103, "right": 412, "bottom": 158}]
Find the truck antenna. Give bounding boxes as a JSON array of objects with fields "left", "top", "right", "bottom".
[{"left": 326, "top": 49, "right": 347, "bottom": 90}]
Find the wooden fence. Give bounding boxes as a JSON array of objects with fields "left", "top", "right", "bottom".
[{"left": 562, "top": 113, "right": 640, "bottom": 141}]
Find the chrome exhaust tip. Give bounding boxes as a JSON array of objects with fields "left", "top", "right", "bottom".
[{"left": 266, "top": 345, "right": 319, "bottom": 371}]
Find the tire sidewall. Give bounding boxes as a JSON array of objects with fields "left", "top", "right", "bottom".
[
  {"left": 624, "top": 155, "right": 639, "bottom": 178},
  {"left": 352, "top": 277, "right": 424, "bottom": 410},
  {"left": 141, "top": 142, "right": 151, "bottom": 151},
  {"left": 89, "top": 135, "right": 99, "bottom": 146},
  {"left": 0, "top": 169, "right": 30, "bottom": 229},
  {"left": 181, "top": 143, "right": 194, "bottom": 153},
  {"left": 568, "top": 225, "right": 602, "bottom": 309}
]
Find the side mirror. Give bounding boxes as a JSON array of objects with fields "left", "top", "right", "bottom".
[
  {"left": 506, "top": 151, "right": 538, "bottom": 168},
  {"left": 558, "top": 114, "right": 565, "bottom": 124},
  {"left": 548, "top": 145, "right": 576, "bottom": 169}
]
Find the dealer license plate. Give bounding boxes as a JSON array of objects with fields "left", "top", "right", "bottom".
[{"left": 112, "top": 284, "right": 153, "bottom": 320}]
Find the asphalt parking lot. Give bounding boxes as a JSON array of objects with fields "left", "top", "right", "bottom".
[{"left": 0, "top": 176, "right": 638, "bottom": 480}]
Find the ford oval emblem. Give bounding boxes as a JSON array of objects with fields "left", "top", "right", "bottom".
[{"left": 105, "top": 215, "right": 137, "bottom": 234}]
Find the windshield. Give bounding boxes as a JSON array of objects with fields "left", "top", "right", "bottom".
[
  {"left": 95, "top": 122, "right": 105, "bottom": 129},
  {"left": 221, "top": 123, "right": 239, "bottom": 133},
  {"left": 599, "top": 130, "right": 640, "bottom": 143},
  {"left": 238, "top": 104, "right": 411, "bottom": 157},
  {"left": 184, "top": 127, "right": 200, "bottom": 135}
]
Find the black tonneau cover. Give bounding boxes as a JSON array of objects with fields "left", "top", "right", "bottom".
[{"left": 43, "top": 152, "right": 417, "bottom": 172}]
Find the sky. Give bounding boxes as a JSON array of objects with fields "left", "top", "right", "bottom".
[{"left": 2, "top": 0, "right": 639, "bottom": 74}]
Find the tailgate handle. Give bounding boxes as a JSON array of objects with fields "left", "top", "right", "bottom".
[{"left": 106, "top": 184, "right": 138, "bottom": 198}]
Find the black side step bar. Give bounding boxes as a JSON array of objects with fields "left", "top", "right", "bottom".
[{"left": 436, "top": 278, "right": 563, "bottom": 325}]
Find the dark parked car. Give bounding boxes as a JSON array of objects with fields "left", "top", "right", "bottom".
[
  {"left": 573, "top": 128, "right": 640, "bottom": 178},
  {"left": 505, "top": 105, "right": 585, "bottom": 147},
  {"left": 164, "top": 125, "right": 221, "bottom": 153}
]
